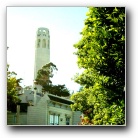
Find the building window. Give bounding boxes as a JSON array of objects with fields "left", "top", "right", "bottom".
[
  {"left": 54, "top": 115, "right": 59, "bottom": 125},
  {"left": 66, "top": 117, "right": 70, "bottom": 125},
  {"left": 50, "top": 114, "right": 59, "bottom": 125},
  {"left": 50, "top": 115, "right": 54, "bottom": 125}
]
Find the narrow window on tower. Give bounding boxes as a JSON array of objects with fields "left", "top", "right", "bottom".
[
  {"left": 37, "top": 39, "right": 40, "bottom": 48},
  {"left": 42, "top": 39, "right": 46, "bottom": 48},
  {"left": 48, "top": 39, "right": 50, "bottom": 49}
]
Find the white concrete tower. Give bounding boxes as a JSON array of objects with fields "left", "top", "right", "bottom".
[{"left": 34, "top": 27, "right": 50, "bottom": 81}]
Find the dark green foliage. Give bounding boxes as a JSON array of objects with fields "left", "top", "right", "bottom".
[
  {"left": 36, "top": 62, "right": 70, "bottom": 97},
  {"left": 43, "top": 84, "right": 70, "bottom": 97},
  {"left": 7, "top": 64, "right": 22, "bottom": 112},
  {"left": 71, "top": 7, "right": 125, "bottom": 125},
  {"left": 35, "top": 62, "right": 58, "bottom": 86}
]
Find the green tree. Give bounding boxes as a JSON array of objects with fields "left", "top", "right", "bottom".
[
  {"left": 43, "top": 84, "right": 70, "bottom": 97},
  {"left": 35, "top": 62, "right": 58, "bottom": 86},
  {"left": 36, "top": 62, "right": 70, "bottom": 97},
  {"left": 71, "top": 7, "right": 125, "bottom": 125},
  {"left": 7, "top": 64, "right": 22, "bottom": 112}
]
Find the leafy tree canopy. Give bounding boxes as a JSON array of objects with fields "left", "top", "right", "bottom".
[
  {"left": 43, "top": 84, "right": 70, "bottom": 97},
  {"left": 7, "top": 64, "right": 22, "bottom": 112},
  {"left": 71, "top": 7, "right": 125, "bottom": 125},
  {"left": 36, "top": 62, "right": 70, "bottom": 97},
  {"left": 35, "top": 62, "right": 58, "bottom": 86}
]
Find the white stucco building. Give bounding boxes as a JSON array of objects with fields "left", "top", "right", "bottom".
[
  {"left": 27, "top": 93, "right": 81, "bottom": 125},
  {"left": 8, "top": 91, "right": 81, "bottom": 125}
]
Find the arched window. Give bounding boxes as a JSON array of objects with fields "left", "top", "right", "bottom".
[
  {"left": 42, "top": 39, "right": 46, "bottom": 48},
  {"left": 48, "top": 39, "right": 50, "bottom": 48},
  {"left": 37, "top": 39, "right": 40, "bottom": 48},
  {"left": 43, "top": 30, "right": 46, "bottom": 33}
]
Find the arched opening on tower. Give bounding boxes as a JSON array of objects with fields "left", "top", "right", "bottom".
[
  {"left": 43, "top": 30, "right": 46, "bottom": 33},
  {"left": 42, "top": 39, "right": 46, "bottom": 48},
  {"left": 37, "top": 39, "right": 41, "bottom": 48},
  {"left": 43, "top": 30, "right": 46, "bottom": 36},
  {"left": 48, "top": 39, "right": 50, "bottom": 49}
]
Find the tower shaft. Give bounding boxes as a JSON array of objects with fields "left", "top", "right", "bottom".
[{"left": 34, "top": 27, "right": 50, "bottom": 80}]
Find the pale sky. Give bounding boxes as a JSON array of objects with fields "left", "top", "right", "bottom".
[{"left": 7, "top": 7, "right": 88, "bottom": 92}]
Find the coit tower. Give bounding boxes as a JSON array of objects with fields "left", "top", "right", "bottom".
[{"left": 34, "top": 27, "right": 50, "bottom": 81}]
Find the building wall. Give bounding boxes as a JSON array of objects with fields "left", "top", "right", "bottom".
[
  {"left": 7, "top": 113, "right": 16, "bottom": 125},
  {"left": 27, "top": 102, "right": 81, "bottom": 125},
  {"left": 26, "top": 93, "right": 78, "bottom": 125},
  {"left": 27, "top": 93, "right": 48, "bottom": 125},
  {"left": 7, "top": 93, "right": 81, "bottom": 126},
  {"left": 18, "top": 90, "right": 41, "bottom": 105},
  {"left": 7, "top": 112, "right": 27, "bottom": 125},
  {"left": 47, "top": 105, "right": 73, "bottom": 125},
  {"left": 18, "top": 90, "right": 33, "bottom": 103},
  {"left": 72, "top": 111, "right": 82, "bottom": 125},
  {"left": 27, "top": 106, "right": 46, "bottom": 125}
]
